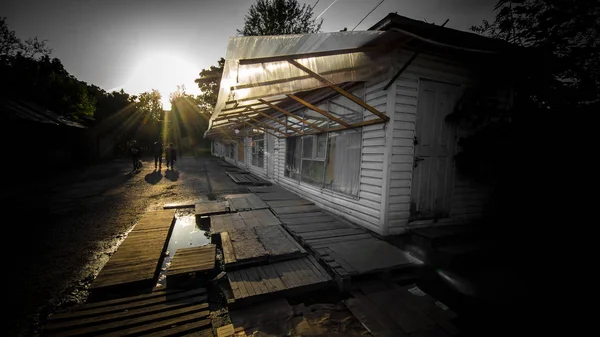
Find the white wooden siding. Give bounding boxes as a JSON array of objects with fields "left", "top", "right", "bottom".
[
  {"left": 386, "top": 49, "right": 493, "bottom": 234},
  {"left": 263, "top": 81, "right": 390, "bottom": 235}
]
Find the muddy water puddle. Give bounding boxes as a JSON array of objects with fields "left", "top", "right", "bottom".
[{"left": 156, "top": 209, "right": 212, "bottom": 288}]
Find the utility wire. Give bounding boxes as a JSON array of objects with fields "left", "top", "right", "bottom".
[
  {"left": 351, "top": 0, "right": 385, "bottom": 31},
  {"left": 316, "top": 0, "right": 340, "bottom": 20}
]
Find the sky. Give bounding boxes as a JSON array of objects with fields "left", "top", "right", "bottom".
[{"left": 1, "top": 0, "right": 498, "bottom": 109}]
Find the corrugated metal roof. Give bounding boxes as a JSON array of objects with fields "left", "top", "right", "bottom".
[{"left": 1, "top": 100, "right": 87, "bottom": 128}]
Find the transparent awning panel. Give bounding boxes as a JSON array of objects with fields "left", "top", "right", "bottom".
[{"left": 207, "top": 31, "right": 398, "bottom": 134}]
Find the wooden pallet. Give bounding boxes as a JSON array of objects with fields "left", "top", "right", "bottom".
[
  {"left": 210, "top": 209, "right": 281, "bottom": 233},
  {"left": 344, "top": 283, "right": 459, "bottom": 337},
  {"left": 313, "top": 237, "right": 422, "bottom": 291},
  {"left": 41, "top": 287, "right": 213, "bottom": 336},
  {"left": 166, "top": 245, "right": 216, "bottom": 287},
  {"left": 89, "top": 210, "right": 175, "bottom": 295},
  {"left": 219, "top": 225, "right": 306, "bottom": 270},
  {"left": 226, "top": 172, "right": 271, "bottom": 186},
  {"left": 227, "top": 256, "right": 332, "bottom": 306}
]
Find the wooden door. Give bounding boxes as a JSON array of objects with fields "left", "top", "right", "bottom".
[{"left": 411, "top": 80, "right": 459, "bottom": 220}]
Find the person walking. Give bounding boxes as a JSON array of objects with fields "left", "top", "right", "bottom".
[
  {"left": 152, "top": 141, "right": 163, "bottom": 170},
  {"left": 165, "top": 143, "right": 177, "bottom": 170},
  {"left": 129, "top": 140, "right": 142, "bottom": 171}
]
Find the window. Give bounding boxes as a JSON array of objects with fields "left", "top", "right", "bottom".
[
  {"left": 251, "top": 136, "right": 264, "bottom": 168},
  {"left": 285, "top": 136, "right": 301, "bottom": 180},
  {"left": 301, "top": 135, "right": 325, "bottom": 185},
  {"left": 324, "top": 129, "right": 361, "bottom": 196},
  {"left": 285, "top": 129, "right": 361, "bottom": 197},
  {"left": 225, "top": 144, "right": 234, "bottom": 159}
]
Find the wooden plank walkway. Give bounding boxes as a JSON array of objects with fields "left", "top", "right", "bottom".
[
  {"left": 41, "top": 287, "right": 213, "bottom": 336},
  {"left": 275, "top": 205, "right": 421, "bottom": 290},
  {"left": 226, "top": 172, "right": 271, "bottom": 186},
  {"left": 166, "top": 245, "right": 216, "bottom": 286},
  {"left": 90, "top": 210, "right": 175, "bottom": 293},
  {"left": 210, "top": 209, "right": 281, "bottom": 233},
  {"left": 344, "top": 283, "right": 459, "bottom": 337},
  {"left": 195, "top": 201, "right": 231, "bottom": 216},
  {"left": 227, "top": 256, "right": 331, "bottom": 304},
  {"left": 219, "top": 225, "right": 306, "bottom": 270},
  {"left": 226, "top": 194, "right": 269, "bottom": 211}
]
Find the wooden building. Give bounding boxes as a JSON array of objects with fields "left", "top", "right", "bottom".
[{"left": 207, "top": 13, "right": 525, "bottom": 236}]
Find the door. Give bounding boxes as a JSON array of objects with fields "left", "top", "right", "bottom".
[
  {"left": 411, "top": 79, "right": 459, "bottom": 220},
  {"left": 266, "top": 134, "right": 275, "bottom": 179}
]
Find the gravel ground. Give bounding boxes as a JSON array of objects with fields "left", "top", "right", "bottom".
[{"left": 6, "top": 155, "right": 248, "bottom": 337}]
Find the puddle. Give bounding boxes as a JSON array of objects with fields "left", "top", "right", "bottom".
[{"left": 156, "top": 209, "right": 211, "bottom": 288}]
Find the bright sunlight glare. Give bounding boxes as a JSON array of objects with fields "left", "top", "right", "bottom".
[{"left": 116, "top": 51, "right": 201, "bottom": 110}]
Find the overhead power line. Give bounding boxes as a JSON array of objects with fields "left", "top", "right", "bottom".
[{"left": 351, "top": 0, "right": 385, "bottom": 31}]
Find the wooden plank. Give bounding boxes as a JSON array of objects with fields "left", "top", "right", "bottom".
[
  {"left": 344, "top": 294, "right": 407, "bottom": 337},
  {"left": 261, "top": 264, "right": 287, "bottom": 292},
  {"left": 286, "top": 222, "right": 349, "bottom": 233},
  {"left": 299, "top": 228, "right": 365, "bottom": 240},
  {"left": 365, "top": 289, "right": 437, "bottom": 334},
  {"left": 110, "top": 316, "right": 211, "bottom": 336},
  {"left": 277, "top": 211, "right": 327, "bottom": 219},
  {"left": 167, "top": 245, "right": 216, "bottom": 276},
  {"left": 195, "top": 201, "right": 230, "bottom": 216},
  {"left": 90, "top": 210, "right": 175, "bottom": 290},
  {"left": 272, "top": 205, "right": 322, "bottom": 215},
  {"left": 254, "top": 192, "right": 300, "bottom": 201},
  {"left": 255, "top": 225, "right": 306, "bottom": 258},
  {"left": 228, "top": 228, "right": 268, "bottom": 263},
  {"left": 265, "top": 199, "right": 314, "bottom": 208},
  {"left": 221, "top": 232, "right": 237, "bottom": 265},
  {"left": 305, "top": 233, "right": 374, "bottom": 247},
  {"left": 280, "top": 216, "right": 337, "bottom": 226},
  {"left": 163, "top": 202, "right": 195, "bottom": 209},
  {"left": 323, "top": 239, "right": 419, "bottom": 274},
  {"left": 44, "top": 304, "right": 209, "bottom": 336},
  {"left": 47, "top": 288, "right": 207, "bottom": 321}
]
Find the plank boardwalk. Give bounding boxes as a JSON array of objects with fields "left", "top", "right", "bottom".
[
  {"left": 226, "top": 194, "right": 269, "bottom": 211},
  {"left": 166, "top": 245, "right": 216, "bottom": 283},
  {"left": 219, "top": 225, "right": 306, "bottom": 270},
  {"left": 226, "top": 172, "right": 271, "bottom": 186},
  {"left": 195, "top": 201, "right": 231, "bottom": 217},
  {"left": 227, "top": 256, "right": 331, "bottom": 303},
  {"left": 269, "top": 197, "right": 421, "bottom": 289},
  {"left": 41, "top": 287, "right": 213, "bottom": 336},
  {"left": 344, "top": 284, "right": 460, "bottom": 337},
  {"left": 90, "top": 210, "right": 175, "bottom": 293},
  {"left": 210, "top": 209, "right": 281, "bottom": 233}
]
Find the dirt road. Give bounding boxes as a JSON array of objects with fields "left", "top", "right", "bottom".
[{"left": 6, "top": 155, "right": 248, "bottom": 337}]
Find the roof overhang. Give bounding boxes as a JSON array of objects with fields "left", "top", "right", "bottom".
[{"left": 205, "top": 31, "right": 407, "bottom": 140}]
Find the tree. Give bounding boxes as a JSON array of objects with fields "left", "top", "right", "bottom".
[
  {"left": 194, "top": 58, "right": 225, "bottom": 114},
  {"left": 238, "top": 0, "right": 323, "bottom": 36},
  {"left": 471, "top": 0, "right": 600, "bottom": 111},
  {"left": 136, "top": 89, "right": 163, "bottom": 124},
  {"left": 1, "top": 17, "right": 51, "bottom": 60}
]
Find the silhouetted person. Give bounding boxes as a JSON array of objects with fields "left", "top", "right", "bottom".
[
  {"left": 165, "top": 143, "right": 177, "bottom": 170},
  {"left": 129, "top": 140, "right": 141, "bottom": 171},
  {"left": 152, "top": 141, "right": 163, "bottom": 169}
]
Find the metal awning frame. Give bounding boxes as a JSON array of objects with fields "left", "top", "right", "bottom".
[{"left": 207, "top": 54, "right": 391, "bottom": 140}]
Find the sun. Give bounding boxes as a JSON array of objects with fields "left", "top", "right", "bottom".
[{"left": 122, "top": 51, "right": 201, "bottom": 110}]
